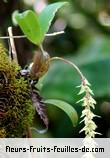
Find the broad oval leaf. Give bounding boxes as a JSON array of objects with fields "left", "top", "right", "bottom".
[
  {"left": 45, "top": 99, "right": 78, "bottom": 127},
  {"left": 39, "top": 2, "right": 67, "bottom": 42},
  {"left": 14, "top": 10, "right": 42, "bottom": 45}
]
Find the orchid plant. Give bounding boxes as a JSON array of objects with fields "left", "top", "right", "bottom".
[{"left": 0, "top": 2, "right": 99, "bottom": 138}]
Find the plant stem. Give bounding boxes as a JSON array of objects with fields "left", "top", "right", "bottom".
[
  {"left": 0, "top": 31, "right": 65, "bottom": 39},
  {"left": 27, "top": 125, "right": 32, "bottom": 138},
  {"left": 8, "top": 27, "right": 18, "bottom": 64},
  {"left": 46, "top": 31, "right": 64, "bottom": 36},
  {"left": 39, "top": 44, "right": 45, "bottom": 54},
  {"left": 0, "top": 35, "right": 26, "bottom": 39},
  {"left": 50, "top": 57, "right": 85, "bottom": 81}
]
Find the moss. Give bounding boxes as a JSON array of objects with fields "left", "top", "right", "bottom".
[
  {"left": 0, "top": 128, "right": 6, "bottom": 137},
  {"left": 0, "top": 43, "right": 34, "bottom": 137}
]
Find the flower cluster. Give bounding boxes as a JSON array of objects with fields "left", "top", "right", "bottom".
[
  {"left": 77, "top": 78, "right": 100, "bottom": 158},
  {"left": 77, "top": 78, "right": 99, "bottom": 138}
]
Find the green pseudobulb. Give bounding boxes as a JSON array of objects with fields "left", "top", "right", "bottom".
[{"left": 0, "top": 43, "right": 34, "bottom": 138}]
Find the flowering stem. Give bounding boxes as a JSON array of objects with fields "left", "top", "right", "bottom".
[
  {"left": 50, "top": 56, "right": 99, "bottom": 138},
  {"left": 50, "top": 56, "right": 85, "bottom": 80}
]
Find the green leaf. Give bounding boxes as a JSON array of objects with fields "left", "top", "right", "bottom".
[
  {"left": 14, "top": 10, "right": 42, "bottom": 45},
  {"left": 39, "top": 2, "right": 67, "bottom": 42},
  {"left": 13, "top": 2, "right": 67, "bottom": 44},
  {"left": 45, "top": 99, "right": 78, "bottom": 127}
]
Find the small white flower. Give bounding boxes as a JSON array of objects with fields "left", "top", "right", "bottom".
[
  {"left": 78, "top": 85, "right": 85, "bottom": 95},
  {"left": 83, "top": 78, "right": 91, "bottom": 86}
]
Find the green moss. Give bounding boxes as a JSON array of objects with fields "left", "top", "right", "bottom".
[
  {"left": 0, "top": 128, "right": 6, "bottom": 137},
  {"left": 0, "top": 43, "right": 34, "bottom": 137}
]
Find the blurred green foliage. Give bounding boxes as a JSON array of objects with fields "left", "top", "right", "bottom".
[
  {"left": 42, "top": 36, "right": 110, "bottom": 101},
  {"left": 42, "top": 0, "right": 110, "bottom": 137}
]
